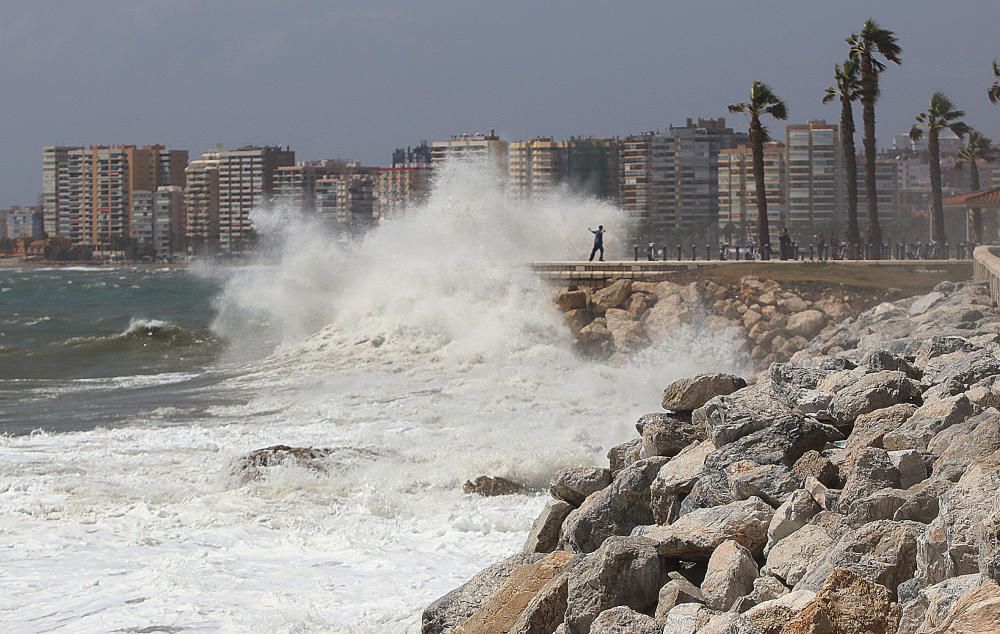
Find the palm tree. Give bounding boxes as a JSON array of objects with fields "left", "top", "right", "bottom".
[
  {"left": 848, "top": 20, "right": 902, "bottom": 258},
  {"left": 910, "top": 92, "right": 968, "bottom": 251},
  {"left": 729, "top": 81, "right": 789, "bottom": 260},
  {"left": 956, "top": 130, "right": 997, "bottom": 243},
  {"left": 990, "top": 60, "right": 1000, "bottom": 104},
  {"left": 823, "top": 59, "right": 862, "bottom": 256}
]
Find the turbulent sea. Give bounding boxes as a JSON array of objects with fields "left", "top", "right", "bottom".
[{"left": 0, "top": 163, "right": 748, "bottom": 632}]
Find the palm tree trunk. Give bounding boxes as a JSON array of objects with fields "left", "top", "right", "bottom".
[
  {"left": 841, "top": 97, "right": 861, "bottom": 257},
  {"left": 862, "top": 57, "right": 882, "bottom": 259},
  {"left": 970, "top": 158, "right": 982, "bottom": 244},
  {"left": 929, "top": 129, "right": 946, "bottom": 248},
  {"left": 751, "top": 116, "right": 770, "bottom": 260}
]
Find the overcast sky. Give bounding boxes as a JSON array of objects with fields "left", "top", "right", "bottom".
[{"left": 2, "top": 0, "right": 999, "bottom": 205}]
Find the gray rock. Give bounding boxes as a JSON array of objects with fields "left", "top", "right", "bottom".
[
  {"left": 838, "top": 447, "right": 901, "bottom": 512},
  {"left": 922, "top": 347, "right": 1000, "bottom": 389},
  {"left": 648, "top": 439, "right": 713, "bottom": 525},
  {"left": 828, "top": 370, "right": 922, "bottom": 425},
  {"left": 914, "top": 335, "right": 978, "bottom": 368},
  {"left": 561, "top": 457, "right": 669, "bottom": 553},
  {"left": 893, "top": 477, "right": 953, "bottom": 524},
  {"left": 463, "top": 475, "right": 529, "bottom": 496},
  {"left": 861, "top": 349, "right": 921, "bottom": 378},
  {"left": 795, "top": 519, "right": 924, "bottom": 594},
  {"left": 660, "top": 603, "right": 718, "bottom": 634},
  {"left": 732, "top": 575, "right": 790, "bottom": 613},
  {"left": 882, "top": 394, "right": 977, "bottom": 452},
  {"left": 634, "top": 497, "right": 774, "bottom": 561},
  {"left": 693, "top": 382, "right": 798, "bottom": 446},
  {"left": 725, "top": 461, "right": 803, "bottom": 508},
  {"left": 660, "top": 373, "right": 747, "bottom": 412},
  {"left": 808, "top": 510, "right": 849, "bottom": 539},
  {"left": 702, "top": 539, "right": 759, "bottom": 611},
  {"left": 637, "top": 413, "right": 706, "bottom": 458},
  {"left": 887, "top": 449, "right": 929, "bottom": 488},
  {"left": 897, "top": 573, "right": 982, "bottom": 634},
  {"left": 766, "top": 488, "right": 821, "bottom": 552},
  {"left": 764, "top": 525, "right": 834, "bottom": 587},
  {"left": 844, "top": 403, "right": 919, "bottom": 459},
  {"left": 524, "top": 499, "right": 574, "bottom": 554},
  {"left": 908, "top": 291, "right": 945, "bottom": 316},
  {"left": 980, "top": 510, "right": 1000, "bottom": 583},
  {"left": 931, "top": 408, "right": 1000, "bottom": 482},
  {"left": 587, "top": 606, "right": 660, "bottom": 634},
  {"left": 563, "top": 536, "right": 665, "bottom": 634},
  {"left": 791, "top": 450, "right": 840, "bottom": 489},
  {"left": 550, "top": 466, "right": 612, "bottom": 507},
  {"left": 606, "top": 438, "right": 641, "bottom": 477},
  {"left": 845, "top": 488, "right": 910, "bottom": 526},
  {"left": 422, "top": 553, "right": 545, "bottom": 634},
  {"left": 653, "top": 575, "right": 703, "bottom": 623},
  {"left": 804, "top": 476, "right": 840, "bottom": 512}
]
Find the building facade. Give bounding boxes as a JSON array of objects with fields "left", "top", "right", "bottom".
[
  {"left": 785, "top": 120, "right": 842, "bottom": 236},
  {"left": 184, "top": 155, "right": 220, "bottom": 256},
  {"left": 216, "top": 146, "right": 295, "bottom": 254},
  {"left": 717, "top": 142, "right": 786, "bottom": 243},
  {"left": 508, "top": 138, "right": 569, "bottom": 199},
  {"left": 431, "top": 132, "right": 508, "bottom": 176},
  {"left": 567, "top": 137, "right": 619, "bottom": 203},
  {"left": 374, "top": 167, "right": 432, "bottom": 220}
]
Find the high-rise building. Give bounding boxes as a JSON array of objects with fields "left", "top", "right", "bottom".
[
  {"left": 567, "top": 137, "right": 620, "bottom": 203},
  {"left": 155, "top": 186, "right": 185, "bottom": 255},
  {"left": 273, "top": 160, "right": 363, "bottom": 214},
  {"left": 718, "top": 142, "right": 786, "bottom": 243},
  {"left": 314, "top": 175, "right": 375, "bottom": 230},
  {"left": 217, "top": 146, "right": 295, "bottom": 253},
  {"left": 185, "top": 154, "right": 220, "bottom": 256},
  {"left": 1, "top": 206, "right": 43, "bottom": 239},
  {"left": 620, "top": 132, "right": 672, "bottom": 243},
  {"left": 508, "top": 138, "right": 569, "bottom": 199},
  {"left": 375, "top": 167, "right": 432, "bottom": 220},
  {"left": 42, "top": 146, "right": 74, "bottom": 237},
  {"left": 431, "top": 132, "right": 508, "bottom": 176},
  {"left": 392, "top": 142, "right": 432, "bottom": 167},
  {"left": 785, "top": 120, "right": 842, "bottom": 236},
  {"left": 130, "top": 190, "right": 156, "bottom": 250},
  {"left": 856, "top": 155, "right": 899, "bottom": 239}
]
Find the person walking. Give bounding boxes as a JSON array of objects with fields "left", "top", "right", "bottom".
[{"left": 588, "top": 225, "right": 605, "bottom": 261}]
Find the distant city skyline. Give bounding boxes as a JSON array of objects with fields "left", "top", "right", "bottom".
[{"left": 2, "top": 1, "right": 1000, "bottom": 205}]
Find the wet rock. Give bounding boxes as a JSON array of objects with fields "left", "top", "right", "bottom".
[
  {"left": 766, "top": 489, "right": 821, "bottom": 552},
  {"left": 604, "top": 310, "right": 649, "bottom": 354},
  {"left": 764, "top": 525, "right": 833, "bottom": 587},
  {"left": 575, "top": 319, "right": 613, "bottom": 359},
  {"left": 660, "top": 373, "right": 747, "bottom": 412},
  {"left": 649, "top": 439, "right": 713, "bottom": 524},
  {"left": 587, "top": 606, "right": 659, "bottom": 634},
  {"left": 550, "top": 467, "right": 612, "bottom": 507},
  {"left": 626, "top": 293, "right": 652, "bottom": 321},
  {"left": 783, "top": 567, "right": 901, "bottom": 634},
  {"left": 561, "top": 457, "right": 668, "bottom": 553},
  {"left": 636, "top": 413, "right": 706, "bottom": 458},
  {"left": 422, "top": 553, "right": 546, "bottom": 634},
  {"left": 563, "top": 309, "right": 594, "bottom": 337},
  {"left": 524, "top": 499, "right": 574, "bottom": 554},
  {"left": 634, "top": 497, "right": 774, "bottom": 561},
  {"left": 882, "top": 394, "right": 976, "bottom": 452},
  {"left": 563, "top": 536, "right": 665, "bottom": 634},
  {"left": 606, "top": 438, "right": 641, "bottom": 477},
  {"left": 702, "top": 539, "right": 759, "bottom": 611},
  {"left": 463, "top": 475, "right": 528, "bottom": 496},
  {"left": 232, "top": 445, "right": 335, "bottom": 484}
]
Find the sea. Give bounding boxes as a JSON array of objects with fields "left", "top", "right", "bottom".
[{"left": 0, "top": 163, "right": 749, "bottom": 632}]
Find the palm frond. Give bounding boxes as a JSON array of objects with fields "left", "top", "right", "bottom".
[{"left": 909, "top": 124, "right": 924, "bottom": 142}]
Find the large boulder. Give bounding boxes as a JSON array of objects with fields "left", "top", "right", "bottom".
[
  {"left": 590, "top": 279, "right": 632, "bottom": 312},
  {"left": 796, "top": 520, "right": 924, "bottom": 594},
  {"left": 931, "top": 408, "right": 1000, "bottom": 482},
  {"left": 563, "top": 536, "right": 665, "bottom": 634},
  {"left": 653, "top": 574, "right": 704, "bottom": 622},
  {"left": 659, "top": 603, "right": 718, "bottom": 634},
  {"left": 604, "top": 310, "right": 649, "bottom": 354},
  {"left": 634, "top": 497, "right": 774, "bottom": 561},
  {"left": 422, "top": 553, "right": 546, "bottom": 634},
  {"left": 550, "top": 466, "right": 612, "bottom": 507},
  {"left": 763, "top": 525, "right": 834, "bottom": 587},
  {"left": 827, "top": 370, "right": 923, "bottom": 425},
  {"left": 524, "top": 499, "right": 574, "bottom": 554},
  {"left": 843, "top": 403, "right": 919, "bottom": 458},
  {"left": 896, "top": 573, "right": 982, "bottom": 634},
  {"left": 702, "top": 539, "right": 759, "bottom": 611},
  {"left": 922, "top": 347, "right": 1000, "bottom": 390},
  {"left": 925, "top": 579, "right": 1000, "bottom": 633},
  {"left": 882, "top": 394, "right": 977, "bottom": 452},
  {"left": 838, "top": 447, "right": 901, "bottom": 512},
  {"left": 766, "top": 488, "right": 821, "bottom": 551},
  {"left": 791, "top": 450, "right": 840, "bottom": 489},
  {"left": 649, "top": 439, "right": 714, "bottom": 525},
  {"left": 463, "top": 475, "right": 528, "bottom": 496},
  {"left": 787, "top": 309, "right": 829, "bottom": 339},
  {"left": 576, "top": 319, "right": 614, "bottom": 359},
  {"left": 587, "top": 606, "right": 659, "bottom": 634},
  {"left": 783, "top": 567, "right": 901, "bottom": 634},
  {"left": 561, "top": 457, "right": 669, "bottom": 553},
  {"left": 739, "top": 590, "right": 816, "bottom": 634},
  {"left": 637, "top": 413, "right": 706, "bottom": 458},
  {"left": 693, "top": 382, "right": 798, "bottom": 446},
  {"left": 606, "top": 438, "right": 641, "bottom": 477},
  {"left": 661, "top": 373, "right": 747, "bottom": 412},
  {"left": 555, "top": 288, "right": 589, "bottom": 312}
]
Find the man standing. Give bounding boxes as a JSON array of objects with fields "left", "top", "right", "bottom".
[{"left": 588, "top": 225, "right": 605, "bottom": 261}]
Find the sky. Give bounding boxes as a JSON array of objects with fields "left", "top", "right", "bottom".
[{"left": 1, "top": 0, "right": 999, "bottom": 205}]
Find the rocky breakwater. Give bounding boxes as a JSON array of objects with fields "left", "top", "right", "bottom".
[
  {"left": 557, "top": 276, "right": 897, "bottom": 367},
  {"left": 424, "top": 279, "right": 1000, "bottom": 633}
]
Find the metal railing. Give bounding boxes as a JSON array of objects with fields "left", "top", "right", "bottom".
[{"left": 974, "top": 245, "right": 1000, "bottom": 307}]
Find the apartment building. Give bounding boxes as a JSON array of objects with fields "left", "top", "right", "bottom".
[
  {"left": 717, "top": 142, "right": 786, "bottom": 243},
  {"left": 785, "top": 120, "right": 842, "bottom": 235},
  {"left": 1, "top": 206, "right": 43, "bottom": 240},
  {"left": 508, "top": 138, "right": 569, "bottom": 199},
  {"left": 567, "top": 137, "right": 620, "bottom": 203},
  {"left": 374, "top": 167, "right": 431, "bottom": 220},
  {"left": 431, "top": 132, "right": 508, "bottom": 176},
  {"left": 272, "top": 160, "right": 363, "bottom": 213},
  {"left": 184, "top": 155, "right": 220, "bottom": 256},
  {"left": 216, "top": 146, "right": 295, "bottom": 254}
]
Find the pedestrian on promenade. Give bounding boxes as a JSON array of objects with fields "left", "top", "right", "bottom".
[
  {"left": 818, "top": 232, "right": 827, "bottom": 261},
  {"left": 778, "top": 227, "right": 792, "bottom": 261},
  {"left": 588, "top": 225, "right": 605, "bottom": 261}
]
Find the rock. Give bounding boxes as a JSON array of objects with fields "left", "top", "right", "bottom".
[
  {"left": 422, "top": 553, "right": 546, "bottom": 634},
  {"left": 804, "top": 477, "right": 839, "bottom": 512},
  {"left": 927, "top": 579, "right": 1000, "bottom": 634},
  {"left": 896, "top": 573, "right": 982, "bottom": 634},
  {"left": 606, "top": 439, "right": 641, "bottom": 477},
  {"left": 702, "top": 539, "right": 759, "bottom": 611},
  {"left": 661, "top": 373, "right": 747, "bottom": 412},
  {"left": 232, "top": 444, "right": 335, "bottom": 484},
  {"left": 550, "top": 467, "right": 612, "bottom": 507},
  {"left": 893, "top": 477, "right": 953, "bottom": 524},
  {"left": 575, "top": 319, "right": 614, "bottom": 359},
  {"left": 768, "top": 364, "right": 834, "bottom": 416},
  {"left": 861, "top": 349, "right": 920, "bottom": 378},
  {"left": 508, "top": 564, "right": 574, "bottom": 634},
  {"left": 931, "top": 408, "right": 1000, "bottom": 482},
  {"left": 649, "top": 439, "right": 714, "bottom": 524},
  {"left": 764, "top": 525, "right": 834, "bottom": 587},
  {"left": 604, "top": 311, "right": 649, "bottom": 354},
  {"left": 555, "top": 288, "right": 589, "bottom": 312},
  {"left": 909, "top": 291, "right": 945, "bottom": 316},
  {"left": 766, "top": 489, "right": 821, "bottom": 552},
  {"left": 637, "top": 413, "right": 706, "bottom": 458},
  {"left": 563, "top": 536, "right": 665, "bottom": 634},
  {"left": 796, "top": 520, "right": 924, "bottom": 594},
  {"left": 922, "top": 348, "right": 1000, "bottom": 390},
  {"left": 828, "top": 370, "right": 923, "bottom": 425},
  {"left": 844, "top": 403, "right": 919, "bottom": 457},
  {"left": 845, "top": 488, "right": 910, "bottom": 526},
  {"left": 653, "top": 575, "right": 703, "bottom": 622},
  {"left": 726, "top": 461, "right": 802, "bottom": 508},
  {"left": 808, "top": 510, "right": 849, "bottom": 539},
  {"left": 590, "top": 279, "right": 632, "bottom": 312},
  {"left": 914, "top": 335, "right": 979, "bottom": 368},
  {"left": 587, "top": 606, "right": 659, "bottom": 634},
  {"left": 693, "top": 382, "right": 798, "bottom": 446},
  {"left": 791, "top": 450, "right": 840, "bottom": 489},
  {"left": 634, "top": 497, "right": 774, "bottom": 561},
  {"left": 463, "top": 475, "right": 528, "bottom": 496},
  {"left": 561, "top": 457, "right": 669, "bottom": 553},
  {"left": 563, "top": 309, "right": 594, "bottom": 336},
  {"left": 453, "top": 551, "right": 574, "bottom": 634},
  {"left": 883, "top": 394, "right": 976, "bottom": 452},
  {"left": 888, "top": 449, "right": 929, "bottom": 489},
  {"left": 783, "top": 567, "right": 901, "bottom": 634},
  {"left": 787, "top": 309, "right": 829, "bottom": 339},
  {"left": 838, "top": 447, "right": 901, "bottom": 512},
  {"left": 626, "top": 293, "right": 652, "bottom": 321},
  {"left": 917, "top": 451, "right": 1000, "bottom": 586},
  {"left": 524, "top": 499, "right": 574, "bottom": 554},
  {"left": 980, "top": 510, "right": 1000, "bottom": 583},
  {"left": 733, "top": 575, "right": 791, "bottom": 613},
  {"left": 740, "top": 590, "right": 816, "bottom": 634},
  {"left": 660, "top": 603, "right": 718, "bottom": 634}
]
